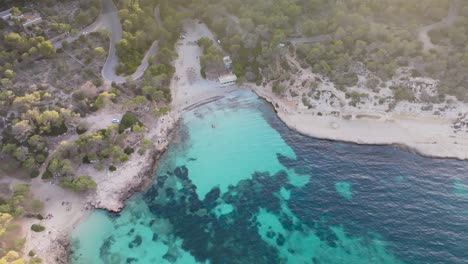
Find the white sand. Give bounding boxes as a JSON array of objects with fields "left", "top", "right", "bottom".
[{"left": 250, "top": 84, "right": 468, "bottom": 160}]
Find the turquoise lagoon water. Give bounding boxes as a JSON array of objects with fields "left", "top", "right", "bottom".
[{"left": 70, "top": 90, "right": 468, "bottom": 264}]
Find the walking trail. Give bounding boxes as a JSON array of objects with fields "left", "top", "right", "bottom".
[{"left": 418, "top": 0, "right": 460, "bottom": 51}]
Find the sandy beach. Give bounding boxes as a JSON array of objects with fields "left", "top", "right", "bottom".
[{"left": 249, "top": 83, "right": 468, "bottom": 160}]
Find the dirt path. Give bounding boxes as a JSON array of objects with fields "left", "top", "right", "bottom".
[
  {"left": 418, "top": 0, "right": 460, "bottom": 51},
  {"left": 288, "top": 35, "right": 330, "bottom": 44}
]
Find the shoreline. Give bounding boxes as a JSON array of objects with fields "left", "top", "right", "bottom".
[
  {"left": 22, "top": 19, "right": 233, "bottom": 264},
  {"left": 22, "top": 112, "right": 179, "bottom": 264},
  {"left": 35, "top": 81, "right": 465, "bottom": 263},
  {"left": 248, "top": 85, "right": 468, "bottom": 161}
]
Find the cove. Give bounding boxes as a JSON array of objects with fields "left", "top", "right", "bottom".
[{"left": 70, "top": 90, "right": 468, "bottom": 264}]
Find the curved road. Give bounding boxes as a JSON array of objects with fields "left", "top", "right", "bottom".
[
  {"left": 418, "top": 0, "right": 460, "bottom": 51},
  {"left": 54, "top": 0, "right": 160, "bottom": 84},
  {"left": 101, "top": 1, "right": 161, "bottom": 83}
]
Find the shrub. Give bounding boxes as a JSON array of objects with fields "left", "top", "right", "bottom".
[
  {"left": 61, "top": 175, "right": 97, "bottom": 192},
  {"left": 41, "top": 171, "right": 53, "bottom": 179},
  {"left": 82, "top": 155, "right": 91, "bottom": 164},
  {"left": 272, "top": 84, "right": 287, "bottom": 95},
  {"left": 124, "top": 147, "right": 134, "bottom": 155},
  {"left": 109, "top": 165, "right": 117, "bottom": 171},
  {"left": 31, "top": 224, "right": 45, "bottom": 232},
  {"left": 94, "top": 163, "right": 104, "bottom": 171},
  {"left": 393, "top": 85, "right": 415, "bottom": 102},
  {"left": 30, "top": 170, "right": 40, "bottom": 178},
  {"left": 365, "top": 78, "right": 380, "bottom": 92},
  {"left": 119, "top": 112, "right": 141, "bottom": 133},
  {"left": 29, "top": 250, "right": 36, "bottom": 257},
  {"left": 154, "top": 106, "right": 171, "bottom": 116}
]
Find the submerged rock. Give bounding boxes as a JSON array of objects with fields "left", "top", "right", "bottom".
[
  {"left": 276, "top": 234, "right": 285, "bottom": 247},
  {"left": 126, "top": 257, "right": 138, "bottom": 264},
  {"left": 174, "top": 166, "right": 189, "bottom": 180},
  {"left": 128, "top": 235, "right": 143, "bottom": 249}
]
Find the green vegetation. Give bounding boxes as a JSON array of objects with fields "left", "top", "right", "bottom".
[
  {"left": 197, "top": 37, "right": 224, "bottom": 77},
  {"left": 30, "top": 224, "right": 45, "bottom": 232},
  {"left": 140, "top": 62, "right": 174, "bottom": 103},
  {"left": 393, "top": 85, "right": 416, "bottom": 102},
  {"left": 137, "top": 138, "right": 153, "bottom": 155},
  {"left": 0, "top": 184, "right": 44, "bottom": 218},
  {"left": 0, "top": 31, "right": 110, "bottom": 176},
  {"left": 115, "top": 0, "right": 158, "bottom": 74},
  {"left": 75, "top": 0, "right": 102, "bottom": 28},
  {"left": 119, "top": 112, "right": 141, "bottom": 132},
  {"left": 154, "top": 105, "right": 171, "bottom": 116},
  {"left": 176, "top": 0, "right": 468, "bottom": 101},
  {"left": 114, "top": 0, "right": 183, "bottom": 114},
  {"left": 346, "top": 91, "right": 368, "bottom": 107},
  {"left": 272, "top": 83, "right": 286, "bottom": 95},
  {"left": 0, "top": 1, "right": 174, "bottom": 261},
  {"left": 61, "top": 175, "right": 97, "bottom": 192},
  {"left": 0, "top": 184, "right": 44, "bottom": 262},
  {"left": 115, "top": 0, "right": 185, "bottom": 75}
]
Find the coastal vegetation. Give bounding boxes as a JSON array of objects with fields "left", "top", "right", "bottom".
[
  {"left": 0, "top": 184, "right": 44, "bottom": 263},
  {"left": 114, "top": 0, "right": 185, "bottom": 76},
  {"left": 1, "top": 0, "right": 101, "bottom": 40},
  {"left": 197, "top": 37, "right": 224, "bottom": 78},
  {"left": 61, "top": 175, "right": 97, "bottom": 192},
  {"left": 0, "top": 0, "right": 181, "bottom": 186},
  {"left": 0, "top": 0, "right": 179, "bottom": 261},
  {"left": 179, "top": 0, "right": 468, "bottom": 103}
]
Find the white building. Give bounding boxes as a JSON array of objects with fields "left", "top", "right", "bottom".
[{"left": 218, "top": 74, "right": 237, "bottom": 86}]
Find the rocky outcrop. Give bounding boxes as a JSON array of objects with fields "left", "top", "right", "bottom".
[
  {"left": 88, "top": 115, "right": 179, "bottom": 212},
  {"left": 88, "top": 148, "right": 163, "bottom": 212},
  {"left": 45, "top": 234, "right": 70, "bottom": 264}
]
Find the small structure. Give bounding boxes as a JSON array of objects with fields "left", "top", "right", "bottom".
[
  {"left": 22, "top": 12, "right": 42, "bottom": 28},
  {"left": 218, "top": 73, "right": 237, "bottom": 86},
  {"left": 223, "top": 56, "right": 232, "bottom": 70}
]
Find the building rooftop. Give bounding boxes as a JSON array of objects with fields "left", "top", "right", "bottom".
[{"left": 218, "top": 74, "right": 237, "bottom": 84}]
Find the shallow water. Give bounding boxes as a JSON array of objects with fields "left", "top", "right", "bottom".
[{"left": 70, "top": 90, "right": 468, "bottom": 264}]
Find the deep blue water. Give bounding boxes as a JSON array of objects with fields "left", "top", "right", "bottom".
[{"left": 71, "top": 90, "right": 468, "bottom": 264}]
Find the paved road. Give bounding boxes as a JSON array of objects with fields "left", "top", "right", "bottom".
[
  {"left": 53, "top": 0, "right": 160, "bottom": 84},
  {"left": 418, "top": 0, "right": 460, "bottom": 51},
  {"left": 99, "top": 0, "right": 124, "bottom": 83},
  {"left": 120, "top": 5, "right": 161, "bottom": 82},
  {"left": 100, "top": 1, "right": 162, "bottom": 83},
  {"left": 52, "top": 0, "right": 116, "bottom": 49}
]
